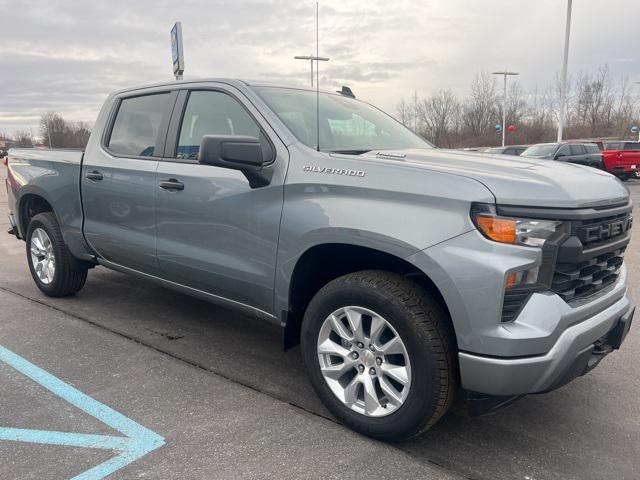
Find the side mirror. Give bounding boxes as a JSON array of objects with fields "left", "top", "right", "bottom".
[
  {"left": 199, "top": 133, "right": 274, "bottom": 188},
  {"left": 554, "top": 152, "right": 566, "bottom": 160}
]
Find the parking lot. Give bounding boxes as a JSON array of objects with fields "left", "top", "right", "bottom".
[{"left": 1, "top": 168, "right": 639, "bottom": 480}]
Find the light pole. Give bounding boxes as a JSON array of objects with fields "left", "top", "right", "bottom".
[
  {"left": 635, "top": 82, "right": 640, "bottom": 142},
  {"left": 492, "top": 71, "right": 519, "bottom": 147},
  {"left": 294, "top": 54, "right": 329, "bottom": 87},
  {"left": 557, "top": 0, "right": 573, "bottom": 142}
]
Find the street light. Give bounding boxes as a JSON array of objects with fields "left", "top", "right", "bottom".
[
  {"left": 557, "top": 0, "right": 573, "bottom": 142},
  {"left": 635, "top": 82, "right": 640, "bottom": 142},
  {"left": 294, "top": 54, "right": 329, "bottom": 87},
  {"left": 492, "top": 71, "right": 519, "bottom": 147}
]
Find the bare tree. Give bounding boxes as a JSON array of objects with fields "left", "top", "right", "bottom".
[
  {"left": 40, "top": 112, "right": 92, "bottom": 148},
  {"left": 40, "top": 112, "right": 69, "bottom": 148},
  {"left": 396, "top": 99, "right": 412, "bottom": 126},
  {"left": 13, "top": 131, "right": 34, "bottom": 148},
  {"left": 462, "top": 72, "right": 499, "bottom": 141},
  {"left": 420, "top": 89, "right": 459, "bottom": 147},
  {"left": 411, "top": 91, "right": 421, "bottom": 132}
]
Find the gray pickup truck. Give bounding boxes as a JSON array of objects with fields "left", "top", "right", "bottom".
[{"left": 5, "top": 79, "right": 635, "bottom": 441}]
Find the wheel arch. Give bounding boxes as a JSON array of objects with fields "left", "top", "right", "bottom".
[
  {"left": 18, "top": 192, "right": 56, "bottom": 237},
  {"left": 282, "top": 243, "right": 456, "bottom": 350}
]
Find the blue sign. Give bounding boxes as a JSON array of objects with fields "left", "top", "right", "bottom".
[
  {"left": 631, "top": 125, "right": 639, "bottom": 134},
  {"left": 0, "top": 344, "right": 165, "bottom": 479},
  {"left": 495, "top": 124, "right": 502, "bottom": 132},
  {"left": 171, "top": 24, "right": 180, "bottom": 65},
  {"left": 171, "top": 22, "right": 184, "bottom": 77}
]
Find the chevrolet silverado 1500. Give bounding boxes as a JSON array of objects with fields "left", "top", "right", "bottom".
[{"left": 6, "top": 79, "right": 635, "bottom": 440}]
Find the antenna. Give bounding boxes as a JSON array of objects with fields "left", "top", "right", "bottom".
[{"left": 316, "top": 0, "right": 320, "bottom": 152}]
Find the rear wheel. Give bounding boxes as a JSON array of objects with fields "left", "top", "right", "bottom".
[
  {"left": 26, "top": 212, "right": 88, "bottom": 297},
  {"left": 301, "top": 270, "right": 456, "bottom": 441}
]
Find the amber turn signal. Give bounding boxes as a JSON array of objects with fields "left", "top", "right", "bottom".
[{"left": 475, "top": 216, "right": 517, "bottom": 244}]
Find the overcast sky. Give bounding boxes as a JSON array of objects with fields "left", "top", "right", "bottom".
[{"left": 1, "top": 0, "right": 638, "bottom": 136}]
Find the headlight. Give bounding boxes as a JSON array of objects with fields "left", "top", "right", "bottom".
[{"left": 471, "top": 203, "right": 562, "bottom": 248}]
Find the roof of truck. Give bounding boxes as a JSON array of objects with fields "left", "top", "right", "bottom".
[{"left": 111, "top": 78, "right": 341, "bottom": 97}]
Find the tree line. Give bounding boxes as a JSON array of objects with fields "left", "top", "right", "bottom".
[
  {"left": 0, "top": 112, "right": 92, "bottom": 150},
  {"left": 396, "top": 65, "right": 640, "bottom": 148}
]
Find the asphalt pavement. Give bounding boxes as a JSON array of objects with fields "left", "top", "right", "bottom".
[{"left": 0, "top": 168, "right": 639, "bottom": 480}]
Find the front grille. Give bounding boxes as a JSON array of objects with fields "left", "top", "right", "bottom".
[
  {"left": 551, "top": 246, "right": 626, "bottom": 302},
  {"left": 498, "top": 202, "right": 632, "bottom": 321}
]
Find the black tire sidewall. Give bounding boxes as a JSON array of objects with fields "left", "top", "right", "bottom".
[
  {"left": 26, "top": 213, "right": 66, "bottom": 295},
  {"left": 301, "top": 276, "right": 446, "bottom": 440}
]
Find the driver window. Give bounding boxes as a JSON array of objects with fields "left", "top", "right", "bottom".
[
  {"left": 177, "top": 91, "right": 260, "bottom": 159},
  {"left": 556, "top": 145, "right": 571, "bottom": 157}
]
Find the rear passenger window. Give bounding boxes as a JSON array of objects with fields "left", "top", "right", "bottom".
[
  {"left": 570, "top": 145, "right": 586, "bottom": 155},
  {"left": 585, "top": 144, "right": 600, "bottom": 154},
  {"left": 624, "top": 142, "right": 640, "bottom": 150},
  {"left": 177, "top": 91, "right": 260, "bottom": 159},
  {"left": 107, "top": 93, "right": 170, "bottom": 157}
]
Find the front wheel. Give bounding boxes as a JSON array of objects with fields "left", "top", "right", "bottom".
[
  {"left": 301, "top": 270, "right": 456, "bottom": 441},
  {"left": 26, "top": 212, "right": 88, "bottom": 297}
]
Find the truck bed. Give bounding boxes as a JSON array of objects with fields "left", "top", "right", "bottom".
[{"left": 6, "top": 148, "right": 89, "bottom": 260}]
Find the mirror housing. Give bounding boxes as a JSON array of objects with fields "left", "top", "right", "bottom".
[{"left": 198, "top": 133, "right": 274, "bottom": 188}]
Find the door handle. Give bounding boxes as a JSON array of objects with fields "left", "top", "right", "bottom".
[
  {"left": 158, "top": 179, "right": 185, "bottom": 191},
  {"left": 85, "top": 170, "right": 103, "bottom": 181}
]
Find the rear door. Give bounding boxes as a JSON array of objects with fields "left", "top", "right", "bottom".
[
  {"left": 154, "top": 85, "right": 288, "bottom": 316},
  {"left": 622, "top": 142, "right": 640, "bottom": 167},
  {"left": 82, "top": 90, "right": 176, "bottom": 274}
]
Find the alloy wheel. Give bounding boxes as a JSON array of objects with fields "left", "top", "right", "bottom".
[
  {"left": 30, "top": 228, "right": 55, "bottom": 285},
  {"left": 316, "top": 306, "right": 411, "bottom": 417}
]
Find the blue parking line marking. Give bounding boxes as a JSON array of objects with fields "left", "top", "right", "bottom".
[{"left": 0, "top": 344, "right": 165, "bottom": 480}]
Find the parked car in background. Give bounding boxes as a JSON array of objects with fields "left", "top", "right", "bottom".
[
  {"left": 520, "top": 142, "right": 603, "bottom": 169},
  {"left": 484, "top": 146, "right": 527, "bottom": 156},
  {"left": 602, "top": 141, "right": 640, "bottom": 181}
]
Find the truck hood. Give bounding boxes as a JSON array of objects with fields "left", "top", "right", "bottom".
[{"left": 366, "top": 148, "right": 629, "bottom": 208}]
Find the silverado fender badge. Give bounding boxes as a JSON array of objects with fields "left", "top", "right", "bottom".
[{"left": 303, "top": 165, "right": 365, "bottom": 177}]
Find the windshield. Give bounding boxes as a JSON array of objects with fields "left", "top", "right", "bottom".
[
  {"left": 254, "top": 87, "right": 433, "bottom": 153},
  {"left": 521, "top": 144, "right": 558, "bottom": 157}
]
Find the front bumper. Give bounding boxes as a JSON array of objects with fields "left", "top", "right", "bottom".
[
  {"left": 459, "top": 298, "right": 634, "bottom": 396},
  {"left": 406, "top": 227, "right": 634, "bottom": 399}
]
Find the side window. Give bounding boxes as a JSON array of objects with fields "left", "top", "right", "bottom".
[
  {"left": 177, "top": 91, "right": 260, "bottom": 159},
  {"left": 624, "top": 142, "right": 640, "bottom": 150},
  {"left": 585, "top": 144, "right": 600, "bottom": 154},
  {"left": 108, "top": 93, "right": 170, "bottom": 157},
  {"left": 556, "top": 145, "right": 571, "bottom": 157},
  {"left": 570, "top": 145, "right": 586, "bottom": 155}
]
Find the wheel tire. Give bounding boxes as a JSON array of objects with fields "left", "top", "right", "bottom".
[
  {"left": 301, "top": 270, "right": 456, "bottom": 441},
  {"left": 26, "top": 212, "right": 88, "bottom": 297}
]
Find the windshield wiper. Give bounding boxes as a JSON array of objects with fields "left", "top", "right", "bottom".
[{"left": 327, "top": 149, "right": 371, "bottom": 155}]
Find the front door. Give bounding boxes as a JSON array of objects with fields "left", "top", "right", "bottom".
[
  {"left": 82, "top": 91, "right": 175, "bottom": 275},
  {"left": 154, "top": 87, "right": 287, "bottom": 315}
]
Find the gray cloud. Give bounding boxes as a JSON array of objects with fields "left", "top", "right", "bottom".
[{"left": 0, "top": 0, "right": 638, "bottom": 135}]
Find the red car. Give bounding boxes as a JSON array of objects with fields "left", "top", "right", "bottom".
[{"left": 602, "top": 141, "right": 640, "bottom": 181}]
